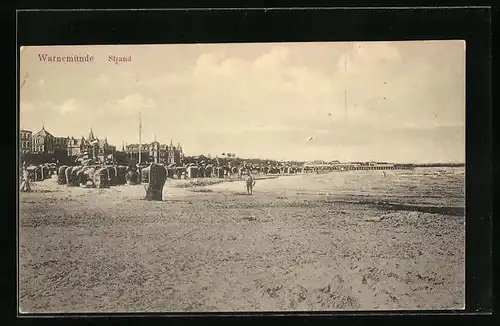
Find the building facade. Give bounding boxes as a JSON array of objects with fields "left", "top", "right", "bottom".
[
  {"left": 126, "top": 140, "right": 184, "bottom": 165},
  {"left": 53, "top": 136, "right": 69, "bottom": 154},
  {"left": 19, "top": 130, "right": 32, "bottom": 154},
  {"left": 31, "top": 126, "right": 55, "bottom": 154},
  {"left": 20, "top": 127, "right": 116, "bottom": 162},
  {"left": 67, "top": 136, "right": 89, "bottom": 157},
  {"left": 68, "top": 129, "right": 116, "bottom": 161}
]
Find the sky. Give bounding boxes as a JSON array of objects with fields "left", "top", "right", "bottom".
[{"left": 19, "top": 41, "right": 465, "bottom": 163}]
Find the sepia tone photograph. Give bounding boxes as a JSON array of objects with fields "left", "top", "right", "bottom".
[{"left": 18, "top": 41, "right": 465, "bottom": 313}]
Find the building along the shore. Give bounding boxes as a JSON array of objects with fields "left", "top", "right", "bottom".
[
  {"left": 125, "top": 139, "right": 184, "bottom": 165},
  {"left": 19, "top": 130, "right": 32, "bottom": 154},
  {"left": 20, "top": 126, "right": 116, "bottom": 163}
]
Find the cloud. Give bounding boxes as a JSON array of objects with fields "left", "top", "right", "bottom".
[
  {"left": 187, "top": 48, "right": 336, "bottom": 113},
  {"left": 156, "top": 46, "right": 441, "bottom": 141},
  {"left": 21, "top": 99, "right": 82, "bottom": 117},
  {"left": 20, "top": 102, "right": 37, "bottom": 114},
  {"left": 141, "top": 72, "right": 192, "bottom": 91},
  {"left": 107, "top": 93, "right": 156, "bottom": 115},
  {"left": 96, "top": 74, "right": 110, "bottom": 86},
  {"left": 193, "top": 52, "right": 248, "bottom": 79},
  {"left": 253, "top": 48, "right": 291, "bottom": 72},
  {"left": 58, "top": 99, "right": 79, "bottom": 115},
  {"left": 96, "top": 71, "right": 140, "bottom": 89}
]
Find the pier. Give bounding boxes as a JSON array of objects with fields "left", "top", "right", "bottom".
[{"left": 302, "top": 163, "right": 414, "bottom": 173}]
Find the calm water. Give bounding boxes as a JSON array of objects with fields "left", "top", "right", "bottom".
[{"left": 258, "top": 167, "right": 465, "bottom": 209}]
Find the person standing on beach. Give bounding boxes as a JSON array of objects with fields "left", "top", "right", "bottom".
[
  {"left": 245, "top": 171, "right": 256, "bottom": 195},
  {"left": 20, "top": 166, "right": 31, "bottom": 192}
]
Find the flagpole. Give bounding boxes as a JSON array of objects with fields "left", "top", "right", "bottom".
[
  {"left": 344, "top": 48, "right": 348, "bottom": 163},
  {"left": 138, "top": 112, "right": 142, "bottom": 165}
]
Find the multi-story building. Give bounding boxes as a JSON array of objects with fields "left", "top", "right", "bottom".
[
  {"left": 96, "top": 138, "right": 116, "bottom": 159},
  {"left": 31, "top": 126, "right": 55, "bottom": 154},
  {"left": 126, "top": 143, "right": 151, "bottom": 163},
  {"left": 150, "top": 141, "right": 167, "bottom": 164},
  {"left": 66, "top": 129, "right": 116, "bottom": 160},
  {"left": 126, "top": 139, "right": 184, "bottom": 165},
  {"left": 167, "top": 141, "right": 184, "bottom": 165},
  {"left": 22, "top": 126, "right": 116, "bottom": 162},
  {"left": 67, "top": 136, "right": 88, "bottom": 157},
  {"left": 53, "top": 136, "right": 69, "bottom": 154},
  {"left": 19, "top": 130, "right": 32, "bottom": 154},
  {"left": 30, "top": 127, "right": 69, "bottom": 155}
]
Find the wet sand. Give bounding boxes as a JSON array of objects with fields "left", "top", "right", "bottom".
[{"left": 19, "top": 175, "right": 465, "bottom": 312}]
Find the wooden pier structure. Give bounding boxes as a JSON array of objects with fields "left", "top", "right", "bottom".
[{"left": 302, "top": 163, "right": 414, "bottom": 173}]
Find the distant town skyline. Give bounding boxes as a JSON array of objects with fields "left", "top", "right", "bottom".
[
  {"left": 20, "top": 124, "right": 184, "bottom": 149},
  {"left": 20, "top": 41, "right": 465, "bottom": 163}
]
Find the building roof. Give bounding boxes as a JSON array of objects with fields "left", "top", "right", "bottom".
[
  {"left": 33, "top": 126, "right": 54, "bottom": 138},
  {"left": 88, "top": 128, "right": 95, "bottom": 141},
  {"left": 20, "top": 129, "right": 32, "bottom": 133},
  {"left": 97, "top": 139, "right": 109, "bottom": 147}
]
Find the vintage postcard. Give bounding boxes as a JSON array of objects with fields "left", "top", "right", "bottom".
[{"left": 18, "top": 41, "right": 465, "bottom": 313}]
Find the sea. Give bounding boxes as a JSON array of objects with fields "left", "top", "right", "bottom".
[{"left": 255, "top": 167, "right": 465, "bottom": 215}]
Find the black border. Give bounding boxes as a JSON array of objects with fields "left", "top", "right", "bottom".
[{"left": 10, "top": 6, "right": 492, "bottom": 324}]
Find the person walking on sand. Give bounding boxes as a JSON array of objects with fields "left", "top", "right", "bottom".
[
  {"left": 245, "top": 171, "right": 256, "bottom": 195},
  {"left": 20, "top": 165, "right": 31, "bottom": 192}
]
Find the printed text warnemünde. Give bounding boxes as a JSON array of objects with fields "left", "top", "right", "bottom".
[{"left": 38, "top": 54, "right": 95, "bottom": 63}]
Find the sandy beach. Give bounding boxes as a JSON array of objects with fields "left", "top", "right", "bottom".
[{"left": 19, "top": 174, "right": 465, "bottom": 312}]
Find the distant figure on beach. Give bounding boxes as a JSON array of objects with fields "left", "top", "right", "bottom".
[
  {"left": 245, "top": 171, "right": 256, "bottom": 195},
  {"left": 20, "top": 166, "right": 31, "bottom": 192},
  {"left": 383, "top": 171, "right": 387, "bottom": 177}
]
